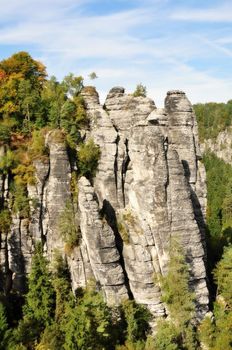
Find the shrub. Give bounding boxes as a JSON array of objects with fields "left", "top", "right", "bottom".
[
  {"left": 77, "top": 138, "right": 101, "bottom": 179},
  {"left": 158, "top": 239, "right": 197, "bottom": 350},
  {"left": 0, "top": 149, "right": 17, "bottom": 175},
  {"left": 29, "top": 129, "right": 48, "bottom": 161},
  {"left": 11, "top": 185, "right": 30, "bottom": 219},
  {"left": 121, "top": 300, "right": 151, "bottom": 344},
  {"left": 64, "top": 289, "right": 112, "bottom": 350},
  {"left": 12, "top": 163, "right": 36, "bottom": 186},
  {"left": 133, "top": 84, "right": 147, "bottom": 98},
  {"left": 148, "top": 319, "right": 180, "bottom": 350},
  {"left": 59, "top": 200, "right": 79, "bottom": 252},
  {"left": 0, "top": 209, "right": 12, "bottom": 234},
  {"left": 160, "top": 240, "right": 195, "bottom": 327},
  {"left": 117, "top": 220, "right": 130, "bottom": 244},
  {"left": 0, "top": 302, "right": 8, "bottom": 349}
]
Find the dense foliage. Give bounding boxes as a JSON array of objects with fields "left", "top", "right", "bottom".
[
  {"left": 194, "top": 100, "right": 232, "bottom": 141},
  {"left": 203, "top": 152, "right": 232, "bottom": 264}
]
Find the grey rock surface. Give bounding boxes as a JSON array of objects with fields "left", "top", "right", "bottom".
[{"left": 201, "top": 127, "right": 232, "bottom": 165}]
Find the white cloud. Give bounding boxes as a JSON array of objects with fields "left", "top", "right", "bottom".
[
  {"left": 170, "top": 3, "right": 232, "bottom": 22},
  {"left": 0, "top": 0, "right": 231, "bottom": 107}
]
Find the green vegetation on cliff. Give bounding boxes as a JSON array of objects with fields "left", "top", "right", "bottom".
[
  {"left": 194, "top": 100, "right": 232, "bottom": 142},
  {"left": 203, "top": 152, "right": 232, "bottom": 263}
]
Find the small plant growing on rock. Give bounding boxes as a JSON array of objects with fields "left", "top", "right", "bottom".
[
  {"left": 117, "top": 220, "right": 130, "bottom": 245},
  {"left": 59, "top": 200, "right": 79, "bottom": 254},
  {"left": 133, "top": 84, "right": 147, "bottom": 98},
  {"left": 28, "top": 129, "right": 49, "bottom": 161},
  {"left": 11, "top": 184, "right": 31, "bottom": 219},
  {"left": 77, "top": 138, "right": 101, "bottom": 179},
  {"left": 0, "top": 208, "right": 12, "bottom": 235}
]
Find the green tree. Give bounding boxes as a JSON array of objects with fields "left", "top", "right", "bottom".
[
  {"left": 0, "top": 52, "right": 46, "bottom": 129},
  {"left": 41, "top": 76, "right": 66, "bottom": 128},
  {"left": 64, "top": 289, "right": 112, "bottom": 350},
  {"left": 63, "top": 73, "right": 83, "bottom": 98},
  {"left": 88, "top": 72, "right": 98, "bottom": 80},
  {"left": 121, "top": 300, "right": 151, "bottom": 344},
  {"left": 199, "top": 246, "right": 232, "bottom": 350},
  {"left": 0, "top": 149, "right": 17, "bottom": 175},
  {"left": 0, "top": 302, "right": 8, "bottom": 349},
  {"left": 77, "top": 138, "right": 101, "bottom": 179},
  {"left": 133, "top": 84, "right": 147, "bottom": 98},
  {"left": 23, "top": 243, "right": 55, "bottom": 327},
  {"left": 59, "top": 200, "right": 79, "bottom": 254},
  {"left": 214, "top": 245, "right": 232, "bottom": 307},
  {"left": 194, "top": 100, "right": 232, "bottom": 142},
  {"left": 10, "top": 244, "right": 55, "bottom": 348},
  {"left": 203, "top": 153, "right": 232, "bottom": 265},
  {"left": 147, "top": 319, "right": 180, "bottom": 350},
  {"left": 0, "top": 209, "right": 12, "bottom": 235},
  {"left": 159, "top": 240, "right": 197, "bottom": 350}
]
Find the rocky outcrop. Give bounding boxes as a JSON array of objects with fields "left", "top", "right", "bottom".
[
  {"left": 80, "top": 87, "right": 209, "bottom": 319},
  {"left": 200, "top": 127, "right": 232, "bottom": 165},
  {"left": 0, "top": 87, "right": 209, "bottom": 322}
]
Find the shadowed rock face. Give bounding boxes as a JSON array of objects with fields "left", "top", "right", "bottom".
[{"left": 0, "top": 87, "right": 209, "bottom": 321}]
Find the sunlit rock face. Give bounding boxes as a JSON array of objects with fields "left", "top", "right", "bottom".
[{"left": 0, "top": 87, "right": 209, "bottom": 321}]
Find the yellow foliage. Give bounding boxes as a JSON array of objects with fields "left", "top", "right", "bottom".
[{"left": 12, "top": 163, "right": 36, "bottom": 186}]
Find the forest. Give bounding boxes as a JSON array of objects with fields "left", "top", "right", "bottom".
[{"left": 0, "top": 52, "right": 231, "bottom": 349}]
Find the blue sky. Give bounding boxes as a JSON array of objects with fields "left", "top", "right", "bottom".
[{"left": 0, "top": 0, "right": 232, "bottom": 106}]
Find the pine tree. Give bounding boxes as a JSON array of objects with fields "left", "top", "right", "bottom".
[
  {"left": 0, "top": 302, "right": 8, "bottom": 349},
  {"left": 64, "top": 289, "right": 112, "bottom": 350},
  {"left": 23, "top": 243, "right": 55, "bottom": 327},
  {"left": 199, "top": 245, "right": 232, "bottom": 350},
  {"left": 158, "top": 239, "right": 197, "bottom": 350}
]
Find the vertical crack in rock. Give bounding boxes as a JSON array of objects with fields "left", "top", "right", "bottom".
[
  {"left": 101, "top": 199, "right": 134, "bottom": 299},
  {"left": 39, "top": 161, "right": 50, "bottom": 246},
  {"left": 78, "top": 177, "right": 129, "bottom": 305},
  {"left": 8, "top": 217, "right": 27, "bottom": 293},
  {"left": 121, "top": 139, "right": 130, "bottom": 207},
  {"left": 114, "top": 133, "right": 120, "bottom": 192}
]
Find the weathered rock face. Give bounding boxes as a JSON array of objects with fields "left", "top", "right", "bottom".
[
  {"left": 200, "top": 127, "right": 232, "bottom": 165},
  {"left": 0, "top": 87, "right": 209, "bottom": 321},
  {"left": 80, "top": 87, "right": 209, "bottom": 319}
]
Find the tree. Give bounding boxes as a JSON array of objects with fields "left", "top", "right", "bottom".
[
  {"left": 77, "top": 138, "right": 101, "bottom": 179},
  {"left": 10, "top": 244, "right": 55, "bottom": 348},
  {"left": 0, "top": 52, "right": 46, "bottom": 128},
  {"left": 158, "top": 240, "right": 197, "bottom": 350},
  {"left": 64, "top": 289, "right": 112, "bottom": 350},
  {"left": 23, "top": 243, "right": 55, "bottom": 327},
  {"left": 121, "top": 300, "right": 151, "bottom": 344},
  {"left": 133, "top": 84, "right": 147, "bottom": 98},
  {"left": 214, "top": 245, "right": 232, "bottom": 307},
  {"left": 59, "top": 200, "right": 79, "bottom": 254},
  {"left": 147, "top": 319, "right": 180, "bottom": 350},
  {"left": 63, "top": 73, "right": 83, "bottom": 98},
  {"left": 0, "top": 51, "right": 46, "bottom": 87},
  {"left": 41, "top": 76, "right": 66, "bottom": 128},
  {"left": 199, "top": 246, "right": 232, "bottom": 350},
  {"left": 0, "top": 209, "right": 12, "bottom": 235},
  {"left": 0, "top": 302, "right": 8, "bottom": 349},
  {"left": 88, "top": 72, "right": 98, "bottom": 80}
]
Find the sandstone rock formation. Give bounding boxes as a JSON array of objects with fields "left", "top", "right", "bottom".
[
  {"left": 0, "top": 87, "right": 209, "bottom": 321},
  {"left": 200, "top": 127, "right": 232, "bottom": 165}
]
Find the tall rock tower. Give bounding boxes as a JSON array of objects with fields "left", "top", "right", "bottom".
[{"left": 0, "top": 87, "right": 209, "bottom": 321}]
